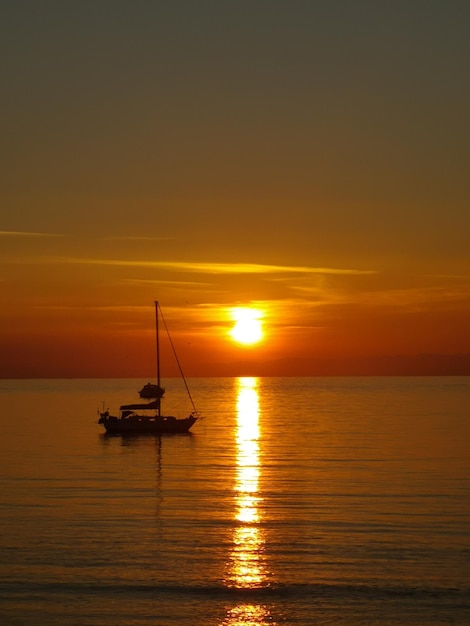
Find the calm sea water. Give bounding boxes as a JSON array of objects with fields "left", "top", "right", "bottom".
[{"left": 0, "top": 377, "right": 469, "bottom": 625}]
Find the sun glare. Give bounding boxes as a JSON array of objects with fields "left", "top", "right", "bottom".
[{"left": 230, "top": 308, "right": 264, "bottom": 345}]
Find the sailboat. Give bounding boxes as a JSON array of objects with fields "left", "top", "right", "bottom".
[{"left": 98, "top": 301, "right": 199, "bottom": 434}]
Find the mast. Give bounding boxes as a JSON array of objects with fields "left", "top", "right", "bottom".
[{"left": 155, "top": 300, "right": 161, "bottom": 416}]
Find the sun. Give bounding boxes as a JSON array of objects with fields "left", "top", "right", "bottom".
[{"left": 230, "top": 308, "right": 264, "bottom": 345}]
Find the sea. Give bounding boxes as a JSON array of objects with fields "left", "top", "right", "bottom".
[{"left": 0, "top": 376, "right": 469, "bottom": 625}]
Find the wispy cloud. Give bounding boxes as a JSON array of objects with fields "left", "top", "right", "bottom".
[
  {"left": 37, "top": 257, "right": 376, "bottom": 276},
  {"left": 121, "top": 278, "right": 213, "bottom": 287},
  {"left": 0, "top": 231, "right": 63, "bottom": 237},
  {"left": 100, "top": 236, "right": 173, "bottom": 242}
]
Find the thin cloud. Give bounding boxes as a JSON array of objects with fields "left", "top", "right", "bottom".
[
  {"left": 34, "top": 304, "right": 151, "bottom": 314},
  {"left": 0, "top": 231, "right": 63, "bottom": 237},
  {"left": 101, "top": 236, "right": 173, "bottom": 242},
  {"left": 38, "top": 257, "right": 376, "bottom": 276},
  {"left": 121, "top": 278, "right": 213, "bottom": 287},
  {"left": 429, "top": 273, "right": 470, "bottom": 281}
]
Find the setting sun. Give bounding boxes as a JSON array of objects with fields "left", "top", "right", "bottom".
[{"left": 230, "top": 308, "right": 264, "bottom": 345}]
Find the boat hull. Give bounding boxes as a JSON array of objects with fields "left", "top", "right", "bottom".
[{"left": 99, "top": 413, "right": 197, "bottom": 435}]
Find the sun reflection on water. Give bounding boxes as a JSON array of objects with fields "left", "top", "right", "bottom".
[
  {"left": 222, "top": 377, "right": 276, "bottom": 625},
  {"left": 221, "top": 604, "right": 273, "bottom": 626}
]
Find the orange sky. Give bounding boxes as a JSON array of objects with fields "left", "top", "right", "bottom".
[{"left": 1, "top": 2, "right": 469, "bottom": 377}]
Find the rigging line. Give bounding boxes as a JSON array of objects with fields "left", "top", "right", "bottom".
[{"left": 158, "top": 303, "right": 199, "bottom": 415}]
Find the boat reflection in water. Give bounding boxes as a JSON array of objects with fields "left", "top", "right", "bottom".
[{"left": 222, "top": 377, "right": 275, "bottom": 626}]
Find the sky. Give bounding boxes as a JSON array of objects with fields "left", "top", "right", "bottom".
[{"left": 1, "top": 1, "right": 469, "bottom": 378}]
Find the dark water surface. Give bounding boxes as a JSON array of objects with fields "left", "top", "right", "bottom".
[{"left": 0, "top": 377, "right": 469, "bottom": 625}]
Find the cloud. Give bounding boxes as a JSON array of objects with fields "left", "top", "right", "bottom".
[
  {"left": 0, "top": 231, "right": 63, "bottom": 237},
  {"left": 37, "top": 256, "right": 376, "bottom": 276},
  {"left": 100, "top": 236, "right": 173, "bottom": 242},
  {"left": 121, "top": 278, "right": 213, "bottom": 287}
]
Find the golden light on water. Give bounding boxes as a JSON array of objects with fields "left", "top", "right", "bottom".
[
  {"left": 235, "top": 385, "right": 260, "bottom": 526},
  {"left": 232, "top": 377, "right": 263, "bottom": 587},
  {"left": 222, "top": 377, "right": 275, "bottom": 624},
  {"left": 221, "top": 604, "right": 273, "bottom": 626}
]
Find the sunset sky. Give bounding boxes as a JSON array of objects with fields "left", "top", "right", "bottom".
[{"left": 1, "top": 1, "right": 469, "bottom": 378}]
